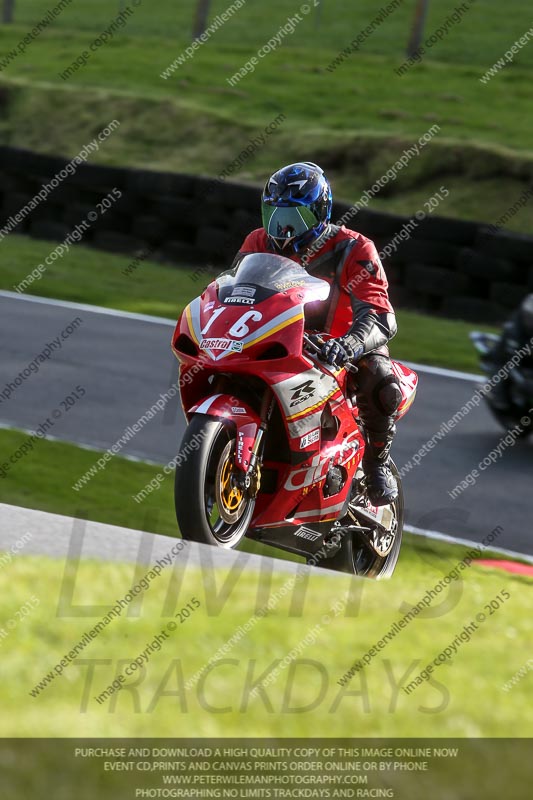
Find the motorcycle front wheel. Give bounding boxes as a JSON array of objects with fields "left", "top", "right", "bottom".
[{"left": 175, "top": 415, "right": 255, "bottom": 548}]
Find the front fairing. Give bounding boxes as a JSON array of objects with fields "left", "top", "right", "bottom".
[
  {"left": 216, "top": 252, "right": 330, "bottom": 305},
  {"left": 172, "top": 253, "right": 349, "bottom": 467},
  {"left": 173, "top": 253, "right": 330, "bottom": 367}
]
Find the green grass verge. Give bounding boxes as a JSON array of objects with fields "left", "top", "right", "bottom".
[
  {"left": 0, "top": 428, "right": 299, "bottom": 564},
  {"left": 0, "top": 428, "right": 178, "bottom": 534},
  {"left": 0, "top": 234, "right": 494, "bottom": 371},
  {"left": 2, "top": 524, "right": 530, "bottom": 737},
  {"left": 1, "top": 420, "right": 530, "bottom": 737},
  {"left": 0, "top": 2, "right": 532, "bottom": 227},
  {"left": 390, "top": 309, "right": 494, "bottom": 372},
  {"left": 0, "top": 233, "right": 206, "bottom": 319},
  {"left": 3, "top": 425, "right": 487, "bottom": 567},
  {"left": 11, "top": 0, "right": 533, "bottom": 68}
]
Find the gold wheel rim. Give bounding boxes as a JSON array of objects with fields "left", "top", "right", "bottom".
[{"left": 219, "top": 456, "right": 243, "bottom": 514}]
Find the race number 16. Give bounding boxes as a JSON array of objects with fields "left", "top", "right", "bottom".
[{"left": 201, "top": 308, "right": 263, "bottom": 338}]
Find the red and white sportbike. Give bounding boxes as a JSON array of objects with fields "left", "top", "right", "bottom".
[{"left": 172, "top": 253, "right": 417, "bottom": 577}]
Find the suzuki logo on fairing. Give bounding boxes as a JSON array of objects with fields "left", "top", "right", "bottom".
[{"left": 289, "top": 380, "right": 315, "bottom": 408}]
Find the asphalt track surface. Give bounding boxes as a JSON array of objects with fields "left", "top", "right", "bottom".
[{"left": 0, "top": 291, "right": 531, "bottom": 556}]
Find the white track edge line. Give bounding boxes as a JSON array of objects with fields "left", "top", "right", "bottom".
[
  {"left": 405, "top": 524, "right": 533, "bottom": 564},
  {"left": 0, "top": 290, "right": 176, "bottom": 326},
  {"left": 0, "top": 292, "right": 484, "bottom": 380},
  {"left": 402, "top": 361, "right": 483, "bottom": 382}
]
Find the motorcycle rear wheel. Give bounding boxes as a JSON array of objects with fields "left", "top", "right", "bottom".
[
  {"left": 175, "top": 415, "right": 255, "bottom": 548},
  {"left": 313, "top": 461, "right": 404, "bottom": 579}
]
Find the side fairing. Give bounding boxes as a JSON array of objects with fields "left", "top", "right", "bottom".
[{"left": 270, "top": 367, "right": 342, "bottom": 447}]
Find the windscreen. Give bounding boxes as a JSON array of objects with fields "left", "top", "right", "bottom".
[{"left": 217, "top": 253, "right": 330, "bottom": 305}]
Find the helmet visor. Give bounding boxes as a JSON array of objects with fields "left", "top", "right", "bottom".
[{"left": 262, "top": 203, "right": 319, "bottom": 243}]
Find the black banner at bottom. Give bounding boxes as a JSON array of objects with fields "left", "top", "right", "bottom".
[{"left": 1, "top": 738, "right": 531, "bottom": 799}]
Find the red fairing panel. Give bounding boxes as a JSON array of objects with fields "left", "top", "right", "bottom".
[
  {"left": 391, "top": 361, "right": 418, "bottom": 421},
  {"left": 252, "top": 426, "right": 365, "bottom": 529},
  {"left": 188, "top": 394, "right": 261, "bottom": 471}
]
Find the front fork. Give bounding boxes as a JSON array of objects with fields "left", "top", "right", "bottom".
[{"left": 235, "top": 390, "right": 275, "bottom": 498}]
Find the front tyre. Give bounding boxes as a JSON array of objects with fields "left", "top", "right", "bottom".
[{"left": 175, "top": 415, "right": 255, "bottom": 548}]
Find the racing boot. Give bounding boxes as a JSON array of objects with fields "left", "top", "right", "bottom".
[{"left": 362, "top": 426, "right": 398, "bottom": 507}]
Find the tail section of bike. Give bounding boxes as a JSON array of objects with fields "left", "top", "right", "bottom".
[{"left": 391, "top": 360, "right": 418, "bottom": 421}]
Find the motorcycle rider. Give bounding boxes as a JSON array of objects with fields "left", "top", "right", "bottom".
[
  {"left": 486, "top": 293, "right": 533, "bottom": 409},
  {"left": 232, "top": 162, "right": 402, "bottom": 506}
]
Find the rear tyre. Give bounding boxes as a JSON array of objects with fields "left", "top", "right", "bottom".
[
  {"left": 313, "top": 461, "right": 404, "bottom": 579},
  {"left": 175, "top": 415, "right": 255, "bottom": 548}
]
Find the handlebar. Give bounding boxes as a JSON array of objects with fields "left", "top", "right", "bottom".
[
  {"left": 303, "top": 333, "right": 358, "bottom": 373},
  {"left": 303, "top": 332, "right": 324, "bottom": 354}
]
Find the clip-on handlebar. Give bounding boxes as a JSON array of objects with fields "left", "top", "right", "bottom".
[{"left": 303, "top": 333, "right": 358, "bottom": 373}]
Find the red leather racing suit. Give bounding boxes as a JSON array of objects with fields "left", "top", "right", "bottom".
[{"left": 235, "top": 223, "right": 402, "bottom": 456}]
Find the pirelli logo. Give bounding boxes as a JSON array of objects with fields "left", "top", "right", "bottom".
[{"left": 293, "top": 526, "right": 321, "bottom": 542}]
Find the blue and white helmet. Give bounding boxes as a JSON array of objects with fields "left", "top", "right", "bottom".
[{"left": 261, "top": 162, "right": 332, "bottom": 255}]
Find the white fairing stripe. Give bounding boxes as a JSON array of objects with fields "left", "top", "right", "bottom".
[
  {"left": 290, "top": 502, "right": 346, "bottom": 519},
  {"left": 236, "top": 306, "right": 302, "bottom": 346},
  {"left": 194, "top": 394, "right": 223, "bottom": 414},
  {"left": 189, "top": 297, "right": 203, "bottom": 343},
  {"left": 288, "top": 411, "right": 322, "bottom": 439}
]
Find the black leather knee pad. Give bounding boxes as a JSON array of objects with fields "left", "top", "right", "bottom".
[{"left": 373, "top": 376, "right": 402, "bottom": 417}]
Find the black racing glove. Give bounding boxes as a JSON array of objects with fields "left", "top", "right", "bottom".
[{"left": 320, "top": 335, "right": 363, "bottom": 368}]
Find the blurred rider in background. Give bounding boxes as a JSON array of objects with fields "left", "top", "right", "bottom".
[{"left": 487, "top": 293, "right": 533, "bottom": 409}]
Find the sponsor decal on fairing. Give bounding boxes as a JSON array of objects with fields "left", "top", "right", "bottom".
[
  {"left": 289, "top": 379, "right": 316, "bottom": 408},
  {"left": 300, "top": 428, "right": 320, "bottom": 448},
  {"left": 199, "top": 338, "right": 243, "bottom": 352},
  {"left": 293, "top": 526, "right": 321, "bottom": 542}
]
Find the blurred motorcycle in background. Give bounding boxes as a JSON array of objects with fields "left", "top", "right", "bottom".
[{"left": 470, "top": 329, "right": 533, "bottom": 438}]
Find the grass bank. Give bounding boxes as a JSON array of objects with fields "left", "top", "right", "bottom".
[
  {"left": 1, "top": 536, "right": 529, "bottom": 737},
  {"left": 0, "top": 0, "right": 532, "bottom": 228}
]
